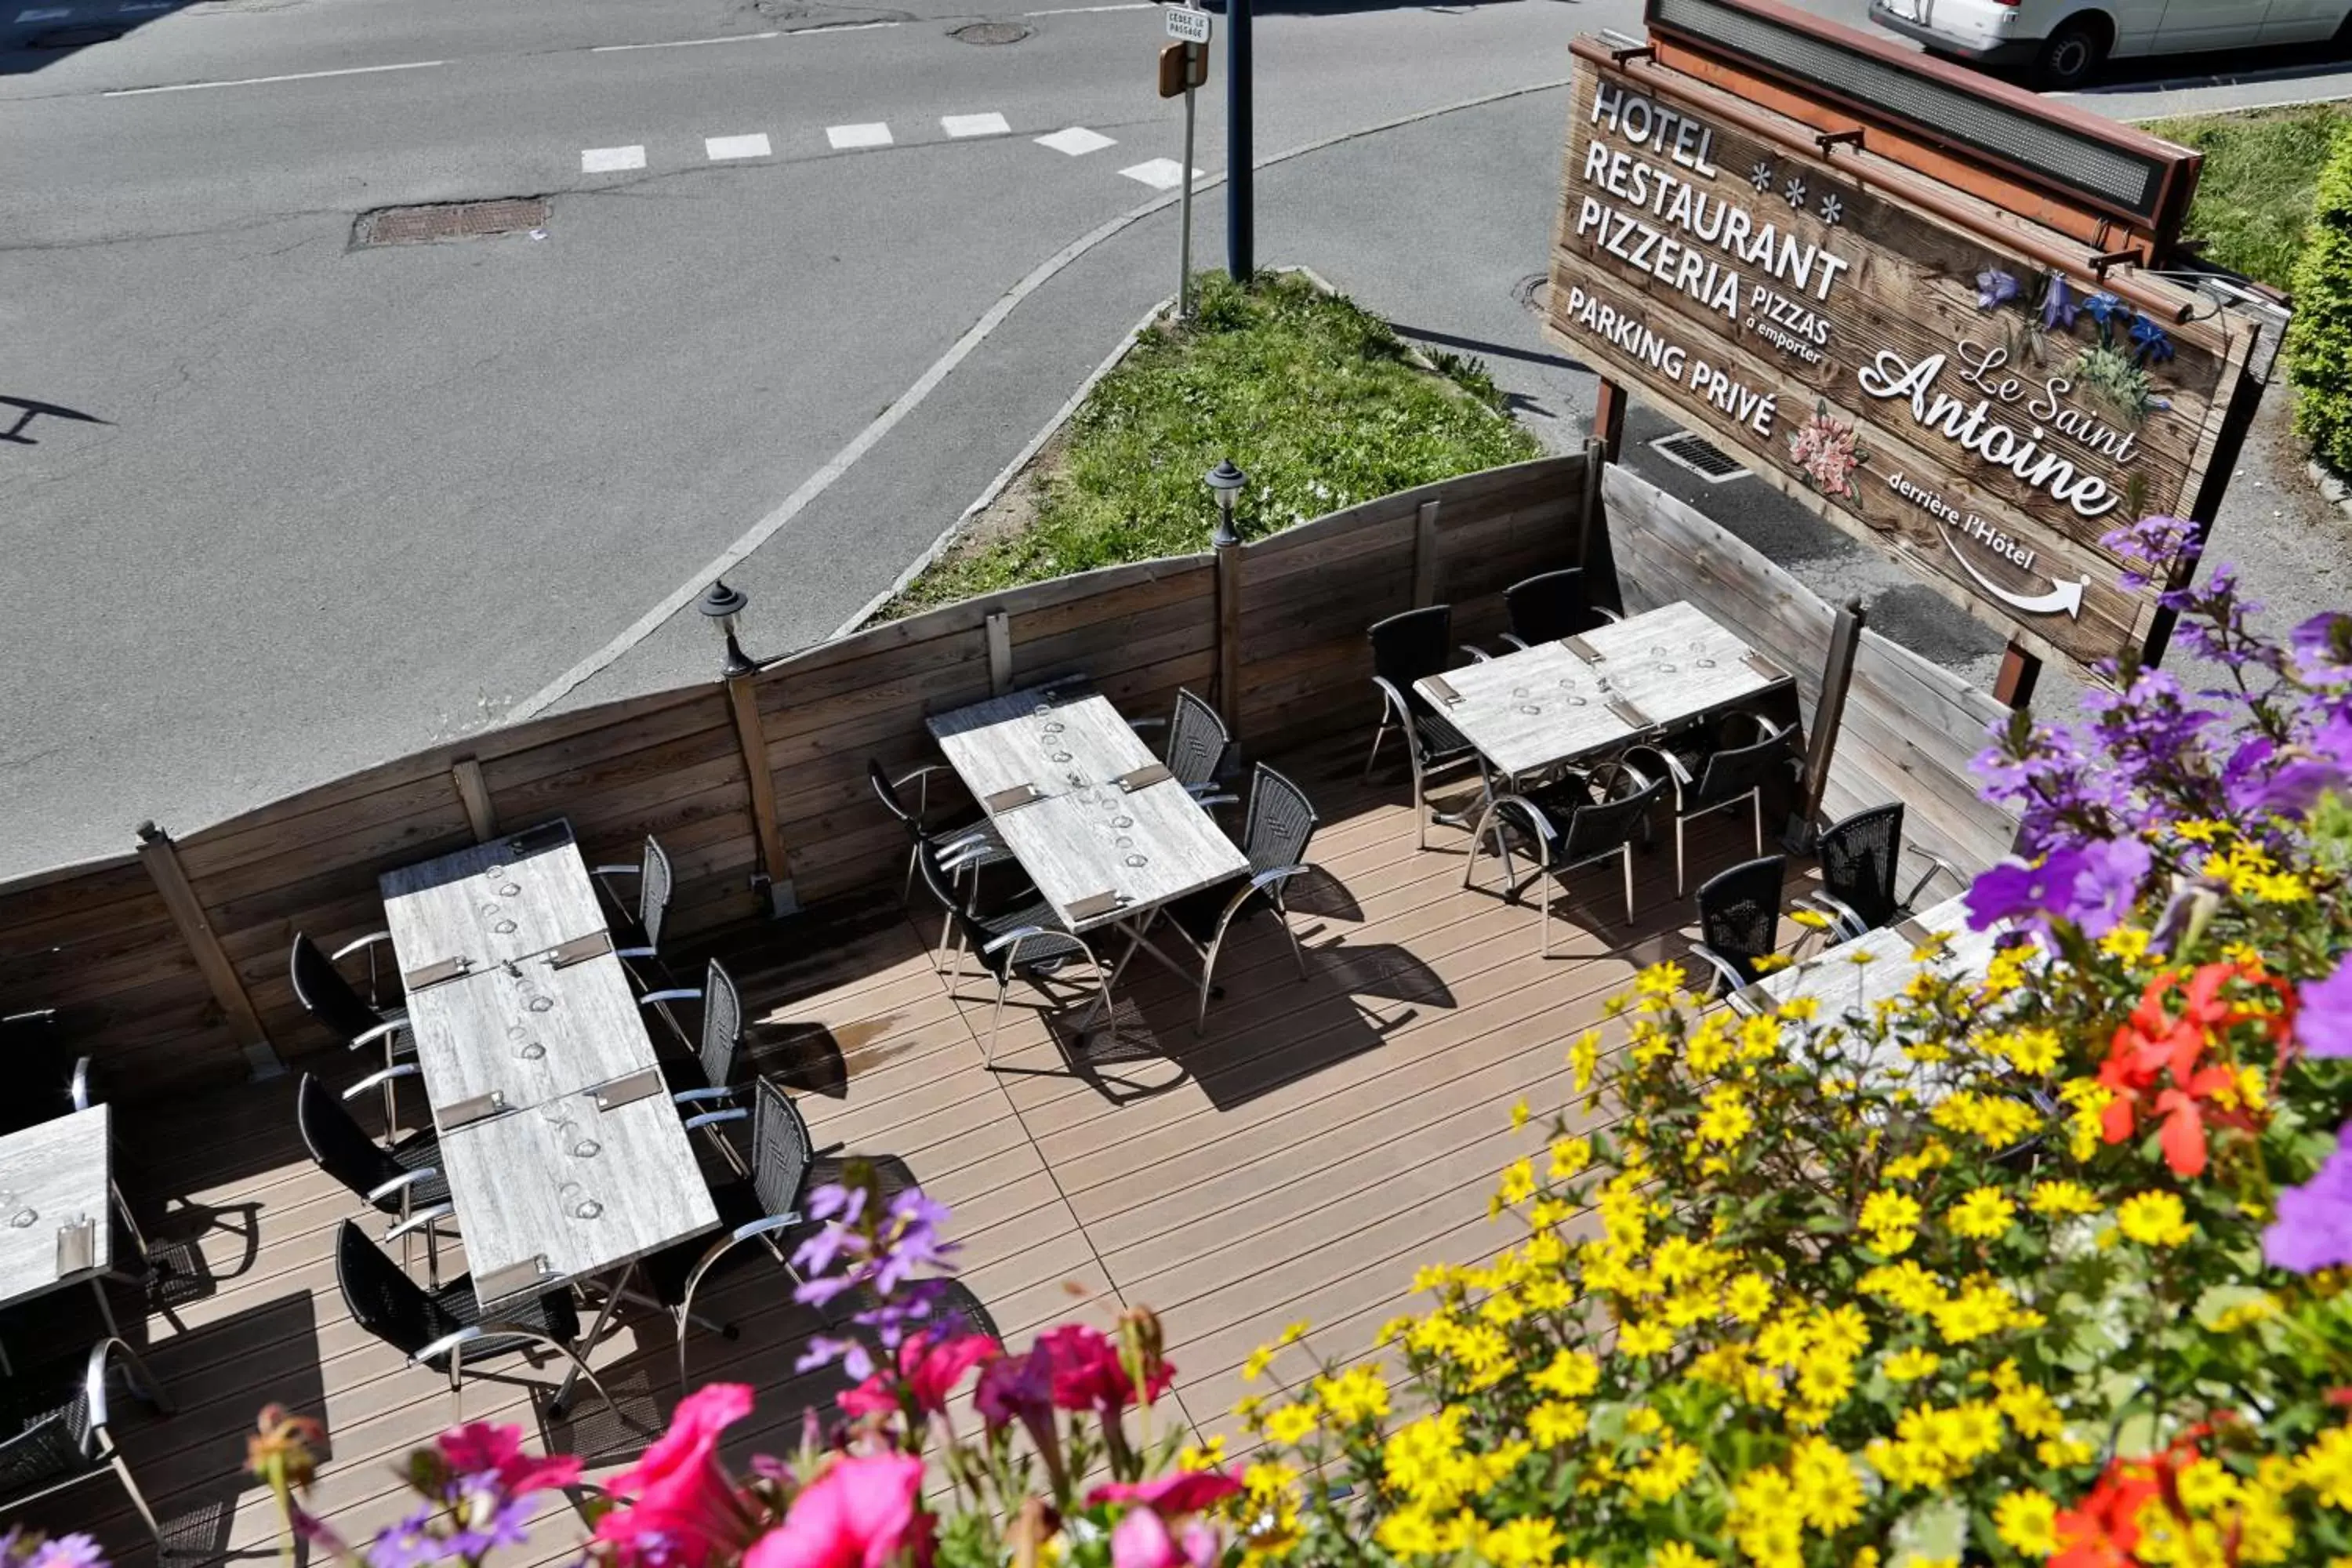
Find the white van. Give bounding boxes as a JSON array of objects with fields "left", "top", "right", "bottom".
[{"left": 1867, "top": 0, "right": 2352, "bottom": 89}]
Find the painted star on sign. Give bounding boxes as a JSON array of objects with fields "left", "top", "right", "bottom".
[
  {"left": 1818, "top": 192, "right": 1845, "bottom": 226},
  {"left": 1749, "top": 161, "right": 1775, "bottom": 192},
  {"left": 1783, "top": 176, "right": 1807, "bottom": 209}
]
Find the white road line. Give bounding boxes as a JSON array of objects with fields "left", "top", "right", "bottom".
[
  {"left": 15, "top": 7, "right": 72, "bottom": 20},
  {"left": 1023, "top": 4, "right": 1155, "bottom": 13},
  {"left": 704, "top": 132, "right": 772, "bottom": 160},
  {"left": 942, "top": 112, "right": 1011, "bottom": 139},
  {"left": 1036, "top": 125, "right": 1116, "bottom": 156},
  {"left": 590, "top": 30, "right": 779, "bottom": 51},
  {"left": 103, "top": 59, "right": 445, "bottom": 96},
  {"left": 581, "top": 144, "right": 647, "bottom": 172},
  {"left": 115, "top": 2, "right": 173, "bottom": 12},
  {"left": 507, "top": 74, "right": 1577, "bottom": 724},
  {"left": 826, "top": 122, "right": 893, "bottom": 150},
  {"left": 1119, "top": 158, "right": 1200, "bottom": 190}
]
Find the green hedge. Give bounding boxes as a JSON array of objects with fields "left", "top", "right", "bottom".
[{"left": 2288, "top": 122, "right": 2352, "bottom": 477}]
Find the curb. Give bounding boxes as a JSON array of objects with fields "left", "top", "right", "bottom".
[{"left": 2310, "top": 459, "right": 2352, "bottom": 516}]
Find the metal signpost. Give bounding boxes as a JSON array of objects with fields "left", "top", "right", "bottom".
[{"left": 1160, "top": 6, "right": 1211, "bottom": 319}]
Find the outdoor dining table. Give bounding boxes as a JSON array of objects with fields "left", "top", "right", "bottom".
[
  {"left": 379, "top": 826, "right": 718, "bottom": 1406},
  {"left": 1414, "top": 600, "right": 1792, "bottom": 784},
  {"left": 927, "top": 681, "right": 1252, "bottom": 1023},
  {"left": 0, "top": 1105, "right": 118, "bottom": 1343},
  {"left": 1731, "top": 895, "right": 2001, "bottom": 1022}
]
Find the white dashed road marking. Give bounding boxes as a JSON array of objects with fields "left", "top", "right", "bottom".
[
  {"left": 590, "top": 31, "right": 780, "bottom": 51},
  {"left": 582, "top": 144, "right": 648, "bottom": 172},
  {"left": 1120, "top": 158, "right": 1200, "bottom": 191},
  {"left": 826, "top": 122, "right": 894, "bottom": 150},
  {"left": 941, "top": 112, "right": 1011, "bottom": 139},
  {"left": 1036, "top": 126, "right": 1116, "bottom": 156},
  {"left": 705, "top": 132, "right": 772, "bottom": 160},
  {"left": 103, "top": 59, "right": 445, "bottom": 96}
]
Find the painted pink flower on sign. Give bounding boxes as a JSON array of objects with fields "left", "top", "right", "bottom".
[{"left": 1788, "top": 402, "right": 1864, "bottom": 499}]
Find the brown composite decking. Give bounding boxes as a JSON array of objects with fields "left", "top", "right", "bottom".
[{"left": 17, "top": 730, "right": 1830, "bottom": 1563}]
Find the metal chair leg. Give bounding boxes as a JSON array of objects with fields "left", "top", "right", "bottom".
[
  {"left": 1674, "top": 816, "right": 1688, "bottom": 900},
  {"left": 111, "top": 1452, "right": 169, "bottom": 1548},
  {"left": 1362, "top": 713, "right": 1391, "bottom": 780},
  {"left": 1621, "top": 845, "right": 1637, "bottom": 925},
  {"left": 1751, "top": 792, "right": 1763, "bottom": 858},
  {"left": 1537, "top": 870, "right": 1554, "bottom": 959},
  {"left": 987, "top": 981, "right": 1007, "bottom": 1065}
]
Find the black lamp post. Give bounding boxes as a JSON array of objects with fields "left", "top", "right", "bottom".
[
  {"left": 699, "top": 579, "right": 755, "bottom": 678},
  {"left": 1205, "top": 459, "right": 1247, "bottom": 547}
]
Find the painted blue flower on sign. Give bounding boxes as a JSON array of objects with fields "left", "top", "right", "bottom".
[
  {"left": 2041, "top": 273, "right": 2081, "bottom": 332},
  {"left": 1974, "top": 269, "right": 2020, "bottom": 310}
]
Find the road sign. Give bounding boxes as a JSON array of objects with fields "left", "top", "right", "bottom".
[{"left": 1165, "top": 5, "right": 1210, "bottom": 43}]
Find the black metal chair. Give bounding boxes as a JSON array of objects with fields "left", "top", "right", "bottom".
[
  {"left": 592, "top": 835, "right": 675, "bottom": 978},
  {"left": 637, "top": 956, "right": 770, "bottom": 1174},
  {"left": 290, "top": 931, "right": 412, "bottom": 1130},
  {"left": 0, "top": 1339, "right": 175, "bottom": 1547},
  {"left": 1688, "top": 855, "right": 1788, "bottom": 1000},
  {"left": 638, "top": 1079, "right": 815, "bottom": 1392},
  {"left": 1466, "top": 760, "right": 1662, "bottom": 950},
  {"left": 1133, "top": 688, "right": 1236, "bottom": 800},
  {"left": 1800, "top": 803, "right": 1965, "bottom": 942},
  {"left": 335, "top": 1220, "right": 616, "bottom": 1425},
  {"left": 298, "top": 1071, "right": 453, "bottom": 1287},
  {"left": 1631, "top": 713, "right": 1800, "bottom": 898},
  {"left": 1364, "top": 606, "right": 1485, "bottom": 849},
  {"left": 1156, "top": 764, "right": 1321, "bottom": 1034},
  {"left": 868, "top": 760, "right": 1012, "bottom": 909},
  {"left": 1500, "top": 568, "right": 1619, "bottom": 650},
  {"left": 0, "top": 1008, "right": 90, "bottom": 1136},
  {"left": 914, "top": 844, "right": 1107, "bottom": 1065}
]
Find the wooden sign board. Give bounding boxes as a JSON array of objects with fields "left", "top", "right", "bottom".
[{"left": 1544, "top": 48, "right": 2264, "bottom": 673}]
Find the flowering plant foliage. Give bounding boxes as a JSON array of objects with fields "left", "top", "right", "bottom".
[
  {"left": 1214, "top": 534, "right": 2352, "bottom": 1566},
  {"left": 1788, "top": 403, "right": 1864, "bottom": 500}
]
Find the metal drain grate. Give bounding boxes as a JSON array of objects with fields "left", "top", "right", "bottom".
[
  {"left": 1650, "top": 430, "right": 1751, "bottom": 485},
  {"left": 354, "top": 198, "right": 549, "bottom": 248},
  {"left": 951, "top": 20, "right": 1029, "bottom": 42}
]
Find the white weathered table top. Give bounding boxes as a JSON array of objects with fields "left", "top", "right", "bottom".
[
  {"left": 929, "top": 687, "right": 1251, "bottom": 932},
  {"left": 379, "top": 822, "right": 604, "bottom": 974},
  {"left": 407, "top": 952, "right": 652, "bottom": 1129},
  {"left": 437, "top": 1077, "right": 718, "bottom": 1313},
  {"left": 1415, "top": 602, "right": 1788, "bottom": 779},
  {"left": 1741, "top": 896, "right": 2002, "bottom": 1019},
  {"left": 0, "top": 1105, "right": 112, "bottom": 1310}
]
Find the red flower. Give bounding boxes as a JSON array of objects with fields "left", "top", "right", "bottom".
[
  {"left": 2097, "top": 963, "right": 2289, "bottom": 1177},
  {"left": 1087, "top": 1471, "right": 1244, "bottom": 1515},
  {"left": 837, "top": 1331, "right": 999, "bottom": 1420},
  {"left": 435, "top": 1421, "right": 582, "bottom": 1498},
  {"left": 593, "top": 1383, "right": 760, "bottom": 1566},
  {"left": 1038, "top": 1325, "right": 1174, "bottom": 1414},
  {"left": 743, "top": 1451, "right": 932, "bottom": 1568},
  {"left": 2052, "top": 1462, "right": 2161, "bottom": 1568}
]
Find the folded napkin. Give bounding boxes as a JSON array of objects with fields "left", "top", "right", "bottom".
[
  {"left": 593, "top": 1067, "right": 664, "bottom": 1112},
  {"left": 1116, "top": 762, "right": 1174, "bottom": 793},
  {"left": 1743, "top": 652, "right": 1788, "bottom": 683},
  {"left": 402, "top": 955, "right": 473, "bottom": 992},
  {"left": 545, "top": 931, "right": 613, "bottom": 970},
  {"left": 474, "top": 1256, "right": 554, "bottom": 1304},
  {"left": 985, "top": 783, "right": 1046, "bottom": 813},
  {"left": 1562, "top": 634, "right": 1604, "bottom": 662},
  {"left": 1607, "top": 696, "right": 1651, "bottom": 729},
  {"left": 506, "top": 821, "right": 571, "bottom": 855},
  {"left": 1066, "top": 889, "right": 1129, "bottom": 921},
  {"left": 437, "top": 1090, "right": 509, "bottom": 1130},
  {"left": 1424, "top": 673, "right": 1463, "bottom": 706}
]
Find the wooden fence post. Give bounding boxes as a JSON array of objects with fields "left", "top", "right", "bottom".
[
  {"left": 1215, "top": 537, "right": 1244, "bottom": 746},
  {"left": 1410, "top": 499, "right": 1443, "bottom": 608},
  {"left": 135, "top": 821, "right": 281, "bottom": 1079},
  {"left": 1791, "top": 597, "right": 1866, "bottom": 849},
  {"left": 449, "top": 755, "right": 498, "bottom": 843},
  {"left": 1579, "top": 438, "right": 1624, "bottom": 615},
  {"left": 723, "top": 674, "right": 798, "bottom": 916},
  {"left": 985, "top": 612, "right": 1014, "bottom": 696}
]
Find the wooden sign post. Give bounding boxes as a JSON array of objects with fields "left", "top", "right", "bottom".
[{"left": 1556, "top": 0, "right": 2268, "bottom": 697}]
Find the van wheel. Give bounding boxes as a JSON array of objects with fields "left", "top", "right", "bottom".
[{"left": 2031, "top": 18, "right": 2107, "bottom": 89}]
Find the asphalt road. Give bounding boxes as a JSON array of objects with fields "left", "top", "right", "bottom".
[{"left": 3, "top": 0, "right": 2349, "bottom": 879}]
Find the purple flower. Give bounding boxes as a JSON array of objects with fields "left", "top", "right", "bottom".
[
  {"left": 24, "top": 1539, "right": 105, "bottom": 1568},
  {"left": 367, "top": 1510, "right": 443, "bottom": 1568},
  {"left": 797, "top": 1332, "right": 876, "bottom": 1381},
  {"left": 2293, "top": 612, "right": 2352, "bottom": 681},
  {"left": 448, "top": 1496, "right": 535, "bottom": 1561},
  {"left": 2100, "top": 514, "right": 2200, "bottom": 592},
  {"left": 2267, "top": 1123, "right": 2352, "bottom": 1273},
  {"left": 2083, "top": 290, "right": 2123, "bottom": 328},
  {"left": 1966, "top": 836, "right": 2150, "bottom": 938},
  {"left": 2299, "top": 956, "right": 2352, "bottom": 1059},
  {"left": 2228, "top": 712, "right": 2352, "bottom": 818},
  {"left": 1975, "top": 268, "right": 2020, "bottom": 310},
  {"left": 2041, "top": 273, "right": 2080, "bottom": 332}
]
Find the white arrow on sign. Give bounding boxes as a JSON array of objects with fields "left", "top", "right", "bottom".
[
  {"left": 1939, "top": 529, "right": 2087, "bottom": 619},
  {"left": 1166, "top": 5, "right": 1211, "bottom": 42}
]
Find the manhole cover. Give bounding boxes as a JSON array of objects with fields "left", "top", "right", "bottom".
[
  {"left": 353, "top": 198, "right": 549, "bottom": 248},
  {"left": 952, "top": 20, "right": 1029, "bottom": 43},
  {"left": 1650, "top": 430, "right": 1751, "bottom": 485}
]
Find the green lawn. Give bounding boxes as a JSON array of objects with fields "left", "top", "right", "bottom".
[
  {"left": 2146, "top": 102, "right": 2352, "bottom": 292},
  {"left": 887, "top": 271, "right": 1542, "bottom": 616}
]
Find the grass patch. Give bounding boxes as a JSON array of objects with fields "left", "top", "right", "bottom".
[
  {"left": 2146, "top": 102, "right": 2352, "bottom": 292},
  {"left": 887, "top": 271, "right": 1542, "bottom": 615}
]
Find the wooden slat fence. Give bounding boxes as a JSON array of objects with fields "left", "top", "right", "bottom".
[
  {"left": 0, "top": 456, "right": 1592, "bottom": 1102},
  {"left": 1602, "top": 463, "right": 2021, "bottom": 873}
]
